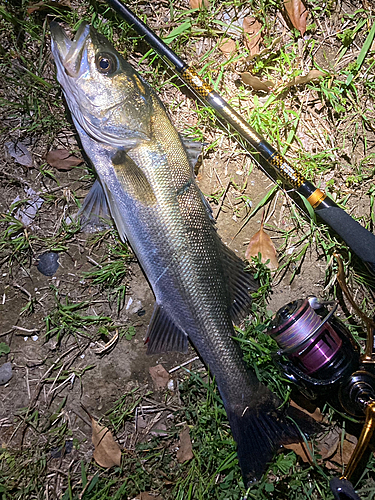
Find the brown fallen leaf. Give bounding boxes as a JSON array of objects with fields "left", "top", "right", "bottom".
[
  {"left": 27, "top": 0, "right": 71, "bottom": 14},
  {"left": 286, "top": 69, "right": 327, "bottom": 87},
  {"left": 284, "top": 440, "right": 313, "bottom": 463},
  {"left": 330, "top": 433, "right": 357, "bottom": 466},
  {"left": 316, "top": 427, "right": 341, "bottom": 460},
  {"left": 246, "top": 34, "right": 284, "bottom": 62},
  {"left": 134, "top": 493, "right": 164, "bottom": 500},
  {"left": 283, "top": 0, "right": 308, "bottom": 36},
  {"left": 149, "top": 364, "right": 170, "bottom": 390},
  {"left": 176, "top": 426, "right": 194, "bottom": 463},
  {"left": 241, "top": 72, "right": 274, "bottom": 92},
  {"left": 5, "top": 140, "right": 33, "bottom": 168},
  {"left": 189, "top": 0, "right": 209, "bottom": 8},
  {"left": 45, "top": 149, "right": 83, "bottom": 171},
  {"left": 243, "top": 17, "right": 263, "bottom": 56},
  {"left": 290, "top": 399, "right": 325, "bottom": 423},
  {"left": 91, "top": 417, "right": 121, "bottom": 468},
  {"left": 245, "top": 220, "right": 278, "bottom": 269},
  {"left": 219, "top": 38, "right": 236, "bottom": 57}
]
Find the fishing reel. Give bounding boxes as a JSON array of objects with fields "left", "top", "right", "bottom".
[{"left": 267, "top": 297, "right": 375, "bottom": 500}]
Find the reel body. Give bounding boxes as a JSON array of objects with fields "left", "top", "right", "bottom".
[
  {"left": 268, "top": 298, "right": 360, "bottom": 402},
  {"left": 267, "top": 297, "right": 375, "bottom": 497}
]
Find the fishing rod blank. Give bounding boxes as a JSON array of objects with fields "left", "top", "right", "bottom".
[{"left": 105, "top": 0, "right": 375, "bottom": 274}]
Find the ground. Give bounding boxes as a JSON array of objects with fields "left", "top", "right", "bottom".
[{"left": 0, "top": 0, "right": 375, "bottom": 499}]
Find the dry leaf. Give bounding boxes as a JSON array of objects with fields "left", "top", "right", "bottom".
[
  {"left": 176, "top": 426, "right": 194, "bottom": 463},
  {"left": 286, "top": 69, "right": 326, "bottom": 87},
  {"left": 91, "top": 418, "right": 121, "bottom": 468},
  {"left": 316, "top": 427, "right": 341, "bottom": 460},
  {"left": 27, "top": 0, "right": 71, "bottom": 14},
  {"left": 241, "top": 72, "right": 274, "bottom": 92},
  {"left": 189, "top": 0, "right": 209, "bottom": 8},
  {"left": 284, "top": 441, "right": 313, "bottom": 463},
  {"left": 149, "top": 364, "right": 170, "bottom": 390},
  {"left": 247, "top": 34, "right": 284, "bottom": 62},
  {"left": 134, "top": 493, "right": 164, "bottom": 500},
  {"left": 45, "top": 149, "right": 83, "bottom": 171},
  {"left": 290, "top": 399, "right": 325, "bottom": 423},
  {"left": 330, "top": 433, "right": 357, "bottom": 466},
  {"left": 283, "top": 0, "right": 308, "bottom": 36},
  {"left": 5, "top": 140, "right": 33, "bottom": 168},
  {"left": 245, "top": 222, "right": 278, "bottom": 269},
  {"left": 243, "top": 17, "right": 263, "bottom": 56},
  {"left": 219, "top": 38, "right": 236, "bottom": 57}
]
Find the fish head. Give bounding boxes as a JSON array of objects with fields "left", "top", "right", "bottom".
[{"left": 50, "top": 22, "right": 152, "bottom": 146}]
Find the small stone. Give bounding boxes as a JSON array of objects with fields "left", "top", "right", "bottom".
[
  {"left": 37, "top": 252, "right": 60, "bottom": 276},
  {"left": 0, "top": 362, "right": 13, "bottom": 385}
]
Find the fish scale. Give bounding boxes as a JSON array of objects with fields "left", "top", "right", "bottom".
[{"left": 50, "top": 21, "right": 310, "bottom": 485}]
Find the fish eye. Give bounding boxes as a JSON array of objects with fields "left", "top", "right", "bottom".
[{"left": 96, "top": 53, "right": 117, "bottom": 75}]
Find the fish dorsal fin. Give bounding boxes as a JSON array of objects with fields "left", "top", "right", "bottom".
[
  {"left": 146, "top": 303, "right": 189, "bottom": 355},
  {"left": 111, "top": 149, "right": 157, "bottom": 206},
  {"left": 219, "top": 241, "right": 258, "bottom": 324},
  {"left": 179, "top": 135, "right": 203, "bottom": 170},
  {"left": 77, "top": 179, "right": 111, "bottom": 232},
  {"left": 178, "top": 135, "right": 214, "bottom": 222}
]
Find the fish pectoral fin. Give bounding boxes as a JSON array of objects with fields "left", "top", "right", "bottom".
[
  {"left": 112, "top": 149, "right": 157, "bottom": 206},
  {"left": 146, "top": 303, "right": 188, "bottom": 354},
  {"left": 101, "top": 182, "right": 128, "bottom": 243},
  {"left": 77, "top": 179, "right": 111, "bottom": 232},
  {"left": 219, "top": 241, "right": 259, "bottom": 324}
]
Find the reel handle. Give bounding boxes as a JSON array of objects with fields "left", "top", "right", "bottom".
[{"left": 342, "top": 401, "right": 375, "bottom": 481}]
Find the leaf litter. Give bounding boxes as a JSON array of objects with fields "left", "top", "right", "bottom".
[
  {"left": 45, "top": 148, "right": 83, "bottom": 171},
  {"left": 245, "top": 216, "right": 279, "bottom": 270},
  {"left": 176, "top": 426, "right": 194, "bottom": 463},
  {"left": 149, "top": 364, "right": 170, "bottom": 390},
  {"left": 91, "top": 417, "right": 122, "bottom": 468},
  {"left": 2, "top": 2, "right": 375, "bottom": 500},
  {"left": 240, "top": 72, "right": 274, "bottom": 92},
  {"left": 243, "top": 17, "right": 263, "bottom": 56},
  {"left": 283, "top": 0, "right": 308, "bottom": 36}
]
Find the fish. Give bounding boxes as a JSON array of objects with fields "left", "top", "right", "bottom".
[{"left": 50, "top": 21, "right": 308, "bottom": 485}]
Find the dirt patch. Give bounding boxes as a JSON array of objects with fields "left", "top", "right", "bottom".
[{"left": 1, "top": 0, "right": 375, "bottom": 498}]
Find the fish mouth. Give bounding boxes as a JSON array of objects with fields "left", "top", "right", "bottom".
[{"left": 50, "top": 21, "right": 90, "bottom": 78}]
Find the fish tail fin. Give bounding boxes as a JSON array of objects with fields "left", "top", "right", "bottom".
[{"left": 225, "top": 402, "right": 313, "bottom": 486}]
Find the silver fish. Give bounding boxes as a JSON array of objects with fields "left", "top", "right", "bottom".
[{"left": 50, "top": 22, "right": 304, "bottom": 484}]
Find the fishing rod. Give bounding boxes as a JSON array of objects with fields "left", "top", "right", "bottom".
[{"left": 104, "top": 0, "right": 375, "bottom": 276}]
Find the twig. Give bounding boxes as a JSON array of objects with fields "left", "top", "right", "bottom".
[{"left": 169, "top": 356, "right": 200, "bottom": 374}]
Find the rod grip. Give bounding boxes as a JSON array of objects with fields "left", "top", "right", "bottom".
[
  {"left": 329, "top": 478, "right": 361, "bottom": 500},
  {"left": 315, "top": 204, "right": 375, "bottom": 273}
]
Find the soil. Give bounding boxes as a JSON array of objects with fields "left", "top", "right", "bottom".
[{"left": 0, "top": 0, "right": 374, "bottom": 497}]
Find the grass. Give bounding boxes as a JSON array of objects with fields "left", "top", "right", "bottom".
[{"left": 1, "top": 0, "right": 375, "bottom": 499}]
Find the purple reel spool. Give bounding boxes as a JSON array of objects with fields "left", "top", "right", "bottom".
[{"left": 269, "top": 299, "right": 343, "bottom": 376}]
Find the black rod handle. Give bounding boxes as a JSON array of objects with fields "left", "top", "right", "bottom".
[
  {"left": 315, "top": 198, "right": 375, "bottom": 274},
  {"left": 330, "top": 478, "right": 362, "bottom": 500}
]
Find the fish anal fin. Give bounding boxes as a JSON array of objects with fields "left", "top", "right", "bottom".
[
  {"left": 146, "top": 303, "right": 189, "bottom": 355},
  {"left": 112, "top": 149, "right": 157, "bottom": 206},
  {"left": 77, "top": 179, "right": 111, "bottom": 232},
  {"left": 219, "top": 242, "right": 259, "bottom": 323}
]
